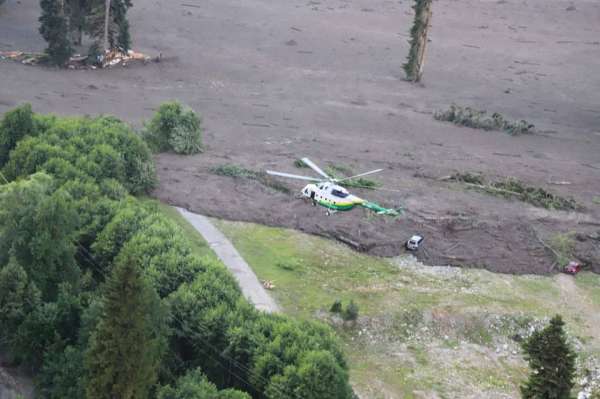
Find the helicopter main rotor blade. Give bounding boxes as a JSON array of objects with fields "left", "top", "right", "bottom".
[
  {"left": 301, "top": 158, "right": 331, "bottom": 180},
  {"left": 337, "top": 169, "right": 383, "bottom": 182},
  {"left": 266, "top": 171, "right": 323, "bottom": 182}
]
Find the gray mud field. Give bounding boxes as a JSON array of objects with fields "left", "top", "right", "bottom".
[{"left": 1, "top": 0, "right": 599, "bottom": 274}]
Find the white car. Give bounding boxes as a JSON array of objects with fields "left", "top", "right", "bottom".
[{"left": 405, "top": 235, "right": 424, "bottom": 251}]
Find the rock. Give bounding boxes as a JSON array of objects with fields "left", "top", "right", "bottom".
[{"left": 0, "top": 367, "right": 22, "bottom": 399}]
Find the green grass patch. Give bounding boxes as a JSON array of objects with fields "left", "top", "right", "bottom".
[
  {"left": 575, "top": 272, "right": 600, "bottom": 306},
  {"left": 434, "top": 104, "right": 535, "bottom": 135},
  {"left": 187, "top": 219, "right": 600, "bottom": 398}
]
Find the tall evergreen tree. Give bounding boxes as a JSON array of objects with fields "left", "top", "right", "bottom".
[
  {"left": 521, "top": 315, "right": 576, "bottom": 399},
  {"left": 66, "top": 0, "right": 91, "bottom": 45},
  {"left": 39, "top": 0, "right": 73, "bottom": 65},
  {"left": 86, "top": 0, "right": 132, "bottom": 52},
  {"left": 85, "top": 254, "right": 167, "bottom": 399}
]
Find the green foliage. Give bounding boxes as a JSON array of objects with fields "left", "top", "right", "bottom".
[
  {"left": 143, "top": 102, "right": 203, "bottom": 154},
  {"left": 521, "top": 315, "right": 576, "bottom": 399},
  {"left": 450, "top": 172, "right": 485, "bottom": 185},
  {"left": 0, "top": 173, "right": 80, "bottom": 300},
  {"left": 211, "top": 164, "right": 291, "bottom": 194},
  {"left": 491, "top": 178, "right": 577, "bottom": 210},
  {"left": 324, "top": 165, "right": 380, "bottom": 190},
  {"left": 211, "top": 164, "right": 257, "bottom": 178},
  {"left": 548, "top": 232, "right": 577, "bottom": 267},
  {"left": 266, "top": 351, "right": 352, "bottom": 399},
  {"left": 0, "top": 106, "right": 352, "bottom": 399},
  {"left": 342, "top": 300, "right": 359, "bottom": 321},
  {"left": 449, "top": 173, "right": 577, "bottom": 210},
  {"left": 0, "top": 257, "right": 42, "bottom": 346},
  {"left": 403, "top": 0, "right": 432, "bottom": 82},
  {"left": 434, "top": 104, "right": 535, "bottom": 135},
  {"left": 85, "top": 254, "right": 167, "bottom": 399},
  {"left": 86, "top": 0, "right": 132, "bottom": 51},
  {"left": 330, "top": 300, "right": 342, "bottom": 313},
  {"left": 2, "top": 114, "right": 156, "bottom": 194},
  {"left": 342, "top": 177, "right": 380, "bottom": 190},
  {"left": 0, "top": 103, "right": 35, "bottom": 167},
  {"left": 13, "top": 283, "right": 84, "bottom": 368},
  {"left": 37, "top": 345, "right": 86, "bottom": 399},
  {"left": 117, "top": 19, "right": 131, "bottom": 51},
  {"left": 157, "top": 368, "right": 251, "bottom": 399},
  {"left": 39, "top": 0, "right": 73, "bottom": 65},
  {"left": 294, "top": 159, "right": 308, "bottom": 168}
]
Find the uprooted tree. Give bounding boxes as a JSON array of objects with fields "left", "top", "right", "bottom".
[{"left": 403, "top": 0, "right": 433, "bottom": 82}]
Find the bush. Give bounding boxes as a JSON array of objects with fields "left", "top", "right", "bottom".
[
  {"left": 2, "top": 114, "right": 156, "bottom": 194},
  {"left": 342, "top": 300, "right": 359, "bottom": 321},
  {"left": 0, "top": 103, "right": 35, "bottom": 167},
  {"left": 143, "top": 102, "right": 203, "bottom": 154},
  {"left": 434, "top": 104, "right": 535, "bottom": 135},
  {"left": 330, "top": 300, "right": 342, "bottom": 313}
]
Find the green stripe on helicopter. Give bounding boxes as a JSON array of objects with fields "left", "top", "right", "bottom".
[
  {"left": 317, "top": 199, "right": 401, "bottom": 215},
  {"left": 361, "top": 201, "right": 402, "bottom": 216},
  {"left": 317, "top": 199, "right": 356, "bottom": 211}
]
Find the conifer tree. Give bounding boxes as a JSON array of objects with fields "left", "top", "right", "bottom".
[
  {"left": 85, "top": 254, "right": 166, "bottom": 399},
  {"left": 86, "top": 0, "right": 132, "bottom": 52},
  {"left": 39, "top": 0, "right": 73, "bottom": 65},
  {"left": 403, "top": 0, "right": 432, "bottom": 82},
  {"left": 521, "top": 315, "right": 576, "bottom": 399}
]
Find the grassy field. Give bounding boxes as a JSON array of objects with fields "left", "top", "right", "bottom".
[
  {"left": 212, "top": 219, "right": 600, "bottom": 399},
  {"left": 148, "top": 204, "right": 600, "bottom": 398}
]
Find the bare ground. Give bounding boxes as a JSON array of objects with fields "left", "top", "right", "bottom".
[{"left": 1, "top": 0, "right": 599, "bottom": 274}]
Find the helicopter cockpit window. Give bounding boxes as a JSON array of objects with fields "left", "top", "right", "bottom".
[{"left": 331, "top": 189, "right": 349, "bottom": 198}]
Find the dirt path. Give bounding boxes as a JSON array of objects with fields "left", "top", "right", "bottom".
[
  {"left": 555, "top": 274, "right": 600, "bottom": 344},
  {"left": 176, "top": 207, "right": 279, "bottom": 313}
]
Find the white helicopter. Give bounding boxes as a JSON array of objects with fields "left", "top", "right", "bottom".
[{"left": 267, "top": 158, "right": 401, "bottom": 216}]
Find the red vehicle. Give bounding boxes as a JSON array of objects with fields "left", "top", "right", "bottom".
[{"left": 563, "top": 261, "right": 581, "bottom": 275}]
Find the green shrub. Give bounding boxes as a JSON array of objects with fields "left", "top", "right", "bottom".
[
  {"left": 330, "top": 300, "right": 342, "bottom": 313},
  {"left": 210, "top": 164, "right": 256, "bottom": 178},
  {"left": 0, "top": 103, "right": 35, "bottom": 167},
  {"left": 548, "top": 232, "right": 577, "bottom": 267},
  {"left": 449, "top": 172, "right": 577, "bottom": 210},
  {"left": 342, "top": 300, "right": 359, "bottom": 321},
  {"left": 434, "top": 104, "right": 534, "bottom": 135},
  {"left": 2, "top": 114, "right": 156, "bottom": 194},
  {"left": 211, "top": 164, "right": 290, "bottom": 193},
  {"left": 294, "top": 159, "right": 308, "bottom": 168},
  {"left": 491, "top": 178, "right": 577, "bottom": 210},
  {"left": 143, "top": 102, "right": 203, "bottom": 154}
]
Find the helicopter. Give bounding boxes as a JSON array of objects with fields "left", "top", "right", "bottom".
[{"left": 266, "top": 158, "right": 402, "bottom": 216}]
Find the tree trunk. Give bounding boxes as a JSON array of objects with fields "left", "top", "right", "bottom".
[
  {"left": 403, "top": 0, "right": 433, "bottom": 82},
  {"left": 414, "top": 0, "right": 432, "bottom": 82},
  {"left": 103, "top": 0, "right": 111, "bottom": 51}
]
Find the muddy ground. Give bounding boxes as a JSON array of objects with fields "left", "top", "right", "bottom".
[{"left": 1, "top": 0, "right": 599, "bottom": 274}]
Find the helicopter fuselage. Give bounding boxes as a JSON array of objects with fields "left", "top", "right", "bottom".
[{"left": 301, "top": 182, "right": 365, "bottom": 211}]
